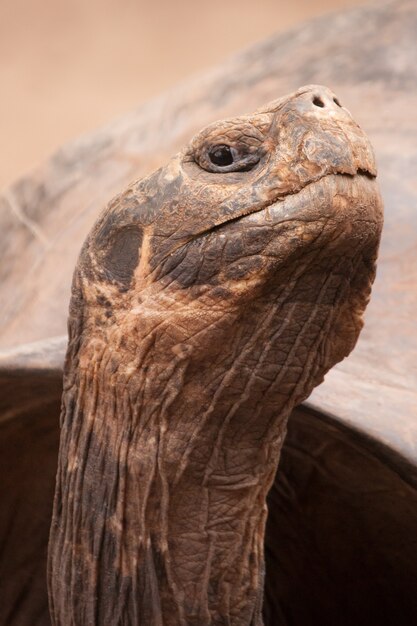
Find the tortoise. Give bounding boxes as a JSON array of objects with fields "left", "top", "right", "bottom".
[{"left": 1, "top": 0, "right": 417, "bottom": 625}]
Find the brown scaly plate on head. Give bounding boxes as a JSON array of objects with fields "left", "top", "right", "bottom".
[{"left": 47, "top": 85, "right": 382, "bottom": 625}]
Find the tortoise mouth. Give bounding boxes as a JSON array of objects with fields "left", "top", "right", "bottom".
[{"left": 195, "top": 169, "right": 377, "bottom": 239}]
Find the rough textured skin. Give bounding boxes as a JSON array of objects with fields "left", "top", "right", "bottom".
[{"left": 47, "top": 86, "right": 382, "bottom": 625}]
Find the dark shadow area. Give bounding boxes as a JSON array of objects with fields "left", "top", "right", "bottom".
[
  {"left": 0, "top": 373, "right": 61, "bottom": 626},
  {"left": 265, "top": 406, "right": 417, "bottom": 626}
]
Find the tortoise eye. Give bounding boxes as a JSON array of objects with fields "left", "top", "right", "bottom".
[{"left": 208, "top": 144, "right": 234, "bottom": 167}]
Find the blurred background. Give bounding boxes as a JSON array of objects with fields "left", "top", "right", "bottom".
[{"left": 0, "top": 0, "right": 367, "bottom": 189}]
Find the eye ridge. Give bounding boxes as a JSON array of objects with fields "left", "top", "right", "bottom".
[{"left": 208, "top": 144, "right": 234, "bottom": 167}]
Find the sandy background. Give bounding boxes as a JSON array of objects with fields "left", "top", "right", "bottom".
[{"left": 0, "top": 0, "right": 367, "bottom": 189}]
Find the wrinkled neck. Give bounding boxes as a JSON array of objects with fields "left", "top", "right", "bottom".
[{"left": 49, "top": 342, "right": 287, "bottom": 625}]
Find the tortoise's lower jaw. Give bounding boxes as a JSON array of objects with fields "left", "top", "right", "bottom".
[
  {"left": 262, "top": 171, "right": 382, "bottom": 232},
  {"left": 197, "top": 170, "right": 380, "bottom": 241},
  {"left": 204, "top": 172, "right": 382, "bottom": 295}
]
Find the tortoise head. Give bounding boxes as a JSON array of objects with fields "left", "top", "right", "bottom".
[
  {"left": 74, "top": 84, "right": 380, "bottom": 391},
  {"left": 49, "top": 85, "right": 382, "bottom": 625}
]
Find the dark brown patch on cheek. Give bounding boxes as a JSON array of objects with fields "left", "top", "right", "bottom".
[{"left": 103, "top": 226, "right": 143, "bottom": 287}]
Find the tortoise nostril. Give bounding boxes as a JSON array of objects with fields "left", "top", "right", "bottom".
[
  {"left": 312, "top": 93, "right": 342, "bottom": 109},
  {"left": 313, "top": 96, "right": 325, "bottom": 108}
]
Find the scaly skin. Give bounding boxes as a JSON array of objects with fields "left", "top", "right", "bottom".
[{"left": 48, "top": 85, "right": 383, "bottom": 625}]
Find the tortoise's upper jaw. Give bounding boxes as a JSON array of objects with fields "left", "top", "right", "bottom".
[
  {"left": 177, "top": 85, "right": 376, "bottom": 238},
  {"left": 277, "top": 84, "right": 377, "bottom": 179}
]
